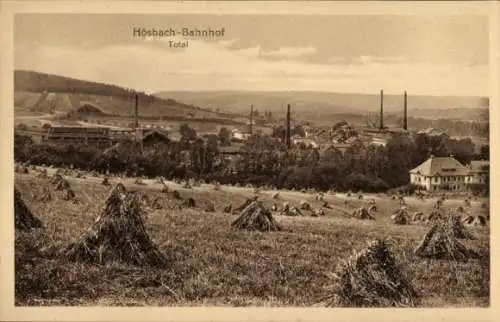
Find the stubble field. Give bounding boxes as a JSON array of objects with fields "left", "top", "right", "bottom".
[{"left": 14, "top": 171, "right": 490, "bottom": 307}]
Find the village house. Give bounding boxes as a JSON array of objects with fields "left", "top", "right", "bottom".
[
  {"left": 292, "top": 136, "right": 318, "bottom": 148},
  {"left": 218, "top": 144, "right": 245, "bottom": 160},
  {"left": 231, "top": 128, "right": 252, "bottom": 142},
  {"left": 417, "top": 127, "right": 445, "bottom": 136},
  {"left": 369, "top": 136, "right": 389, "bottom": 147},
  {"left": 138, "top": 128, "right": 171, "bottom": 147},
  {"left": 302, "top": 125, "right": 313, "bottom": 138},
  {"left": 409, "top": 155, "right": 489, "bottom": 192}
]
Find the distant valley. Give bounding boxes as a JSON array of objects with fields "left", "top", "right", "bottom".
[
  {"left": 13, "top": 70, "right": 489, "bottom": 137},
  {"left": 156, "top": 91, "right": 489, "bottom": 125}
]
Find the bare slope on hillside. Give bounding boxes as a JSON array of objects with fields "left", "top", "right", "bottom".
[{"left": 14, "top": 70, "right": 232, "bottom": 120}]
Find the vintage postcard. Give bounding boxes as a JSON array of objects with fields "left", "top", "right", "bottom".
[{"left": 1, "top": 1, "right": 498, "bottom": 321}]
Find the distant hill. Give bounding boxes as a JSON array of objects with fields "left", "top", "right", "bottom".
[
  {"left": 388, "top": 107, "right": 489, "bottom": 123},
  {"left": 13, "top": 70, "right": 225, "bottom": 119},
  {"left": 155, "top": 91, "right": 489, "bottom": 125}
]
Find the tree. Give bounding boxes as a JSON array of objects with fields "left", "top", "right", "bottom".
[
  {"left": 479, "top": 145, "right": 489, "bottom": 160},
  {"left": 179, "top": 123, "right": 197, "bottom": 141},
  {"left": 320, "top": 146, "right": 343, "bottom": 164},
  {"left": 293, "top": 125, "right": 306, "bottom": 137},
  {"left": 447, "top": 137, "right": 474, "bottom": 164},
  {"left": 206, "top": 135, "right": 219, "bottom": 152},
  {"left": 272, "top": 126, "right": 285, "bottom": 139},
  {"left": 332, "top": 121, "right": 348, "bottom": 131},
  {"left": 218, "top": 127, "right": 232, "bottom": 146}
]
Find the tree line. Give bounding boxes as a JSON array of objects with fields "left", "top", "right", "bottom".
[{"left": 14, "top": 125, "right": 488, "bottom": 193}]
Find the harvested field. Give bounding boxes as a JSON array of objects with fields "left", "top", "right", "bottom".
[
  {"left": 14, "top": 171, "right": 490, "bottom": 307},
  {"left": 15, "top": 187, "right": 43, "bottom": 231},
  {"left": 325, "top": 239, "right": 419, "bottom": 307}
]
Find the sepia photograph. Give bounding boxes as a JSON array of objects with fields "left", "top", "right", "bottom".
[{"left": 1, "top": 1, "right": 498, "bottom": 320}]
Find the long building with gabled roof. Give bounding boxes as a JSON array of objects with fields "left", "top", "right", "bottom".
[{"left": 409, "top": 154, "right": 489, "bottom": 192}]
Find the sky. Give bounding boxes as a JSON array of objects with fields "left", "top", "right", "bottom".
[{"left": 14, "top": 14, "right": 489, "bottom": 96}]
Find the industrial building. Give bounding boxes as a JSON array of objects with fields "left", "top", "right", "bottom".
[
  {"left": 15, "top": 93, "right": 171, "bottom": 148},
  {"left": 16, "top": 124, "right": 111, "bottom": 146}
]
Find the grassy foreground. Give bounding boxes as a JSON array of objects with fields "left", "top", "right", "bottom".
[{"left": 14, "top": 173, "right": 490, "bottom": 307}]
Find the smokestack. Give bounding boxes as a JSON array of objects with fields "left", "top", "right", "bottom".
[
  {"left": 249, "top": 104, "right": 253, "bottom": 135},
  {"left": 134, "top": 93, "right": 139, "bottom": 129},
  {"left": 403, "top": 91, "right": 408, "bottom": 130},
  {"left": 379, "top": 90, "right": 384, "bottom": 130},
  {"left": 286, "top": 104, "right": 291, "bottom": 149}
]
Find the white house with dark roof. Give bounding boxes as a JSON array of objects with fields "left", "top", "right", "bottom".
[
  {"left": 417, "top": 127, "right": 445, "bottom": 137},
  {"left": 292, "top": 137, "right": 319, "bottom": 148},
  {"left": 409, "top": 155, "right": 471, "bottom": 192},
  {"left": 231, "top": 128, "right": 252, "bottom": 141},
  {"left": 370, "top": 136, "right": 389, "bottom": 147}
]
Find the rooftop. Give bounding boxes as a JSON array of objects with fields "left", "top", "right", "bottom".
[
  {"left": 417, "top": 127, "right": 446, "bottom": 137},
  {"left": 141, "top": 128, "right": 170, "bottom": 141},
  {"left": 219, "top": 144, "right": 244, "bottom": 154}
]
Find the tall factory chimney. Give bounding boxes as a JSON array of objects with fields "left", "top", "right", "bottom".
[
  {"left": 403, "top": 90, "right": 408, "bottom": 130},
  {"left": 286, "top": 104, "right": 291, "bottom": 149},
  {"left": 134, "top": 93, "right": 139, "bottom": 129},
  {"left": 379, "top": 89, "right": 384, "bottom": 131},
  {"left": 249, "top": 104, "right": 254, "bottom": 135}
]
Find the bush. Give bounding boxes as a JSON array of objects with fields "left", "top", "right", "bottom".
[
  {"left": 468, "top": 183, "right": 489, "bottom": 197},
  {"left": 387, "top": 184, "right": 420, "bottom": 196},
  {"left": 341, "top": 173, "right": 388, "bottom": 193}
]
